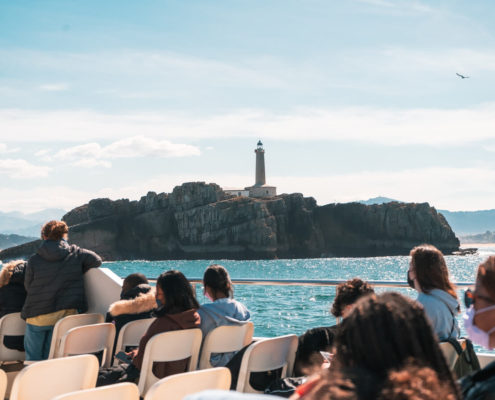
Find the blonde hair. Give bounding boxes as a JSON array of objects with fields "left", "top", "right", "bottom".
[{"left": 0, "top": 260, "right": 25, "bottom": 287}]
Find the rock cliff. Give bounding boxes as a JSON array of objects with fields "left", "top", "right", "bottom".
[{"left": 0, "top": 182, "right": 459, "bottom": 261}]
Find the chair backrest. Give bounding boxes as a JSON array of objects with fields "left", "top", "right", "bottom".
[
  {"left": 10, "top": 354, "right": 99, "bottom": 400},
  {"left": 144, "top": 367, "right": 231, "bottom": 400},
  {"left": 58, "top": 323, "right": 116, "bottom": 367},
  {"left": 199, "top": 322, "right": 254, "bottom": 369},
  {"left": 113, "top": 318, "right": 156, "bottom": 365},
  {"left": 0, "top": 369, "right": 6, "bottom": 400},
  {"left": 236, "top": 334, "right": 298, "bottom": 393},
  {"left": 138, "top": 328, "right": 202, "bottom": 396},
  {"left": 0, "top": 312, "right": 26, "bottom": 362},
  {"left": 439, "top": 341, "right": 460, "bottom": 370},
  {"left": 48, "top": 313, "right": 104, "bottom": 359},
  {"left": 52, "top": 382, "right": 139, "bottom": 400}
]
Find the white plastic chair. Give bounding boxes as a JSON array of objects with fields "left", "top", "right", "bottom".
[
  {"left": 48, "top": 313, "right": 104, "bottom": 359},
  {"left": 236, "top": 334, "right": 298, "bottom": 393},
  {"left": 144, "top": 367, "right": 231, "bottom": 400},
  {"left": 52, "top": 382, "right": 139, "bottom": 400},
  {"left": 10, "top": 354, "right": 98, "bottom": 400},
  {"left": 0, "top": 312, "right": 26, "bottom": 362},
  {"left": 138, "top": 328, "right": 202, "bottom": 396},
  {"left": 57, "top": 323, "right": 116, "bottom": 367},
  {"left": 113, "top": 318, "right": 155, "bottom": 365},
  {"left": 439, "top": 339, "right": 466, "bottom": 370},
  {"left": 0, "top": 369, "right": 6, "bottom": 400},
  {"left": 199, "top": 322, "right": 254, "bottom": 369}
]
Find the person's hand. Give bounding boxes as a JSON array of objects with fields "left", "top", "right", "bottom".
[{"left": 126, "top": 349, "right": 138, "bottom": 359}]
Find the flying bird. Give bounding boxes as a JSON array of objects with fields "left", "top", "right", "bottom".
[{"left": 456, "top": 73, "right": 469, "bottom": 79}]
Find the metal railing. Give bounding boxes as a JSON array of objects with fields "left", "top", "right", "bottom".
[{"left": 146, "top": 278, "right": 474, "bottom": 288}]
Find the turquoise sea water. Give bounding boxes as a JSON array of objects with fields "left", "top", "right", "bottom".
[{"left": 105, "top": 246, "right": 495, "bottom": 341}]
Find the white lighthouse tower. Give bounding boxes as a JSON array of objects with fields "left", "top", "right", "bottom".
[{"left": 245, "top": 140, "right": 277, "bottom": 198}]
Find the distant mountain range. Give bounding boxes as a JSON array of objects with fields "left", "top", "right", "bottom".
[
  {"left": 0, "top": 208, "right": 66, "bottom": 237},
  {"left": 359, "top": 197, "right": 495, "bottom": 236},
  {"left": 0, "top": 233, "right": 37, "bottom": 251}
]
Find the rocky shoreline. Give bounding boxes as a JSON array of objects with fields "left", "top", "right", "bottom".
[{"left": 0, "top": 182, "right": 460, "bottom": 261}]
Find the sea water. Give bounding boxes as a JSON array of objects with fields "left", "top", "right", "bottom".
[{"left": 105, "top": 246, "right": 495, "bottom": 342}]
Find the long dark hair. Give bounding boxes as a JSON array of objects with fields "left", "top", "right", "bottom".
[
  {"left": 410, "top": 244, "right": 457, "bottom": 299},
  {"left": 203, "top": 264, "right": 233, "bottom": 298},
  {"left": 334, "top": 292, "right": 460, "bottom": 398},
  {"left": 155, "top": 270, "right": 199, "bottom": 316}
]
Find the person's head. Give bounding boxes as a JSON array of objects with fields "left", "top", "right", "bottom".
[
  {"left": 121, "top": 273, "right": 148, "bottom": 296},
  {"left": 464, "top": 256, "right": 495, "bottom": 349},
  {"left": 334, "top": 292, "right": 456, "bottom": 392},
  {"left": 41, "top": 220, "right": 69, "bottom": 241},
  {"left": 155, "top": 270, "right": 199, "bottom": 315},
  {"left": 203, "top": 264, "right": 233, "bottom": 300},
  {"left": 408, "top": 244, "right": 457, "bottom": 298},
  {"left": 331, "top": 278, "right": 374, "bottom": 318}
]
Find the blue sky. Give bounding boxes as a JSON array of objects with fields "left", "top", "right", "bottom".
[{"left": 1, "top": 0, "right": 495, "bottom": 213}]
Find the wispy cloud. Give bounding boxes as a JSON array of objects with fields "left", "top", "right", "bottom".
[
  {"left": 2, "top": 105, "right": 495, "bottom": 146},
  {"left": 355, "top": 0, "right": 434, "bottom": 14},
  {"left": 53, "top": 136, "right": 200, "bottom": 168},
  {"left": 0, "top": 159, "right": 51, "bottom": 179},
  {"left": 39, "top": 83, "right": 70, "bottom": 92}
]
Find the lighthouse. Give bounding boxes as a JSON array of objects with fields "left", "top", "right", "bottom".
[{"left": 245, "top": 140, "right": 277, "bottom": 198}]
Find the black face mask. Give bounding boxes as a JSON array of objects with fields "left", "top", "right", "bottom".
[{"left": 407, "top": 270, "right": 415, "bottom": 289}]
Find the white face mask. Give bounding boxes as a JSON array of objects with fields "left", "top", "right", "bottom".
[{"left": 464, "top": 304, "right": 495, "bottom": 349}]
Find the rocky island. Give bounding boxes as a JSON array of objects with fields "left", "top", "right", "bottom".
[{"left": 0, "top": 182, "right": 460, "bottom": 261}]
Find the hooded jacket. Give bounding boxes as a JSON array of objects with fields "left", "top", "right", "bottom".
[
  {"left": 21, "top": 240, "right": 102, "bottom": 320},
  {"left": 417, "top": 288, "right": 460, "bottom": 341},
  {"left": 132, "top": 308, "right": 200, "bottom": 379},
  {"left": 106, "top": 284, "right": 156, "bottom": 348},
  {"left": 198, "top": 298, "right": 251, "bottom": 367},
  {"left": 0, "top": 261, "right": 27, "bottom": 318}
]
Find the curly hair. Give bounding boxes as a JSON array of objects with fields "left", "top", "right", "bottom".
[
  {"left": 331, "top": 278, "right": 374, "bottom": 317},
  {"left": 41, "top": 220, "right": 68, "bottom": 241},
  {"left": 379, "top": 362, "right": 458, "bottom": 400},
  {"left": 333, "top": 292, "right": 460, "bottom": 398},
  {"left": 410, "top": 244, "right": 457, "bottom": 299}
]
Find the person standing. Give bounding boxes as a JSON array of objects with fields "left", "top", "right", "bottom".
[{"left": 22, "top": 220, "right": 102, "bottom": 361}]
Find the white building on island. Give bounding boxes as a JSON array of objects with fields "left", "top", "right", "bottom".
[{"left": 224, "top": 140, "right": 277, "bottom": 198}]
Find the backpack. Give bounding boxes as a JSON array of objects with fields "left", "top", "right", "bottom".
[{"left": 444, "top": 337, "right": 481, "bottom": 379}]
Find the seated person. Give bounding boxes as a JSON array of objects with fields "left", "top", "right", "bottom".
[
  {"left": 0, "top": 259, "right": 27, "bottom": 351},
  {"left": 294, "top": 278, "right": 374, "bottom": 376},
  {"left": 98, "top": 270, "right": 201, "bottom": 386},
  {"left": 198, "top": 264, "right": 251, "bottom": 367},
  {"left": 0, "top": 259, "right": 27, "bottom": 318},
  {"left": 106, "top": 272, "right": 156, "bottom": 350}
]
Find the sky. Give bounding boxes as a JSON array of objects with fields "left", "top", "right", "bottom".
[{"left": 1, "top": 0, "right": 495, "bottom": 213}]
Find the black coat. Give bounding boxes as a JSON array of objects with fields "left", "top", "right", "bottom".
[
  {"left": 461, "top": 361, "right": 495, "bottom": 400},
  {"left": 21, "top": 240, "right": 102, "bottom": 320},
  {"left": 0, "top": 261, "right": 27, "bottom": 318}
]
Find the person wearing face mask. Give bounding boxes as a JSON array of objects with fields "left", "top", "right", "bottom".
[
  {"left": 407, "top": 244, "right": 460, "bottom": 340},
  {"left": 197, "top": 264, "right": 251, "bottom": 367},
  {"left": 461, "top": 256, "right": 495, "bottom": 399}
]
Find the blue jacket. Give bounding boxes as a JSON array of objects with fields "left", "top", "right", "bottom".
[
  {"left": 198, "top": 298, "right": 251, "bottom": 367},
  {"left": 417, "top": 288, "right": 460, "bottom": 340}
]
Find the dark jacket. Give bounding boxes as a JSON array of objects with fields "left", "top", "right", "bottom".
[
  {"left": 0, "top": 261, "right": 27, "bottom": 318},
  {"left": 21, "top": 240, "right": 102, "bottom": 320},
  {"left": 461, "top": 361, "right": 495, "bottom": 400},
  {"left": 105, "top": 284, "right": 156, "bottom": 350},
  {"left": 132, "top": 308, "right": 200, "bottom": 379}
]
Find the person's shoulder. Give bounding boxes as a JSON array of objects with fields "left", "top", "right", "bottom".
[{"left": 461, "top": 362, "right": 495, "bottom": 399}]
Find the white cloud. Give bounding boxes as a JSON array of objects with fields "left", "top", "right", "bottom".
[
  {"left": 39, "top": 83, "right": 70, "bottom": 92},
  {"left": 356, "top": 0, "right": 433, "bottom": 13},
  {"left": 0, "top": 143, "right": 20, "bottom": 154},
  {"left": 0, "top": 159, "right": 51, "bottom": 179},
  {"left": 1, "top": 105, "right": 494, "bottom": 146},
  {"left": 52, "top": 136, "right": 200, "bottom": 168},
  {"left": 1, "top": 166, "right": 494, "bottom": 213}
]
